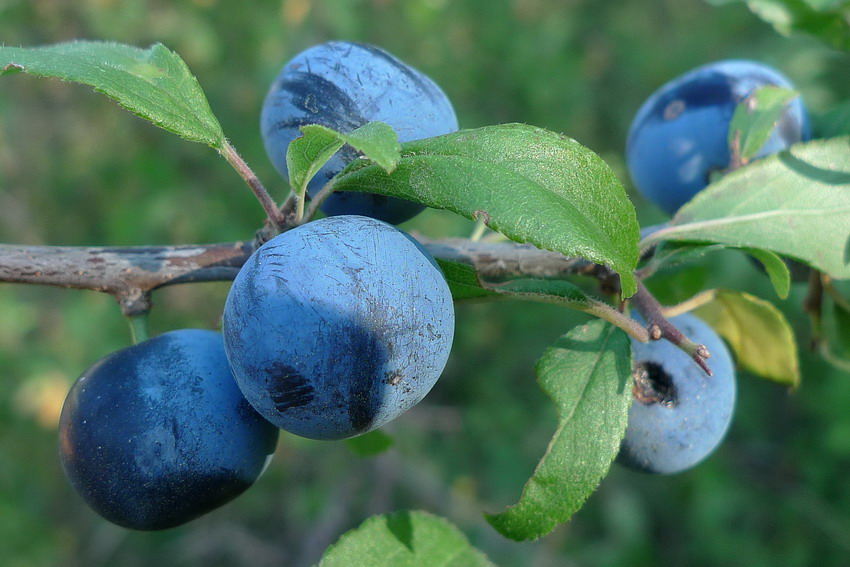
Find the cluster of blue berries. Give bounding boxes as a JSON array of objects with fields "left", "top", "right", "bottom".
[
  {"left": 620, "top": 60, "right": 810, "bottom": 474},
  {"left": 57, "top": 46, "right": 803, "bottom": 529},
  {"left": 58, "top": 41, "right": 458, "bottom": 530}
]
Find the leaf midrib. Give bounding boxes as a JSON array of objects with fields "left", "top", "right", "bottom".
[{"left": 662, "top": 206, "right": 850, "bottom": 242}]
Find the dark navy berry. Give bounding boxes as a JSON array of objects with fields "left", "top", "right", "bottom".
[
  {"left": 222, "top": 215, "right": 455, "bottom": 440},
  {"left": 618, "top": 313, "right": 736, "bottom": 474},
  {"left": 261, "top": 41, "right": 459, "bottom": 224},
  {"left": 58, "top": 330, "right": 279, "bottom": 530},
  {"left": 626, "top": 60, "right": 810, "bottom": 215}
]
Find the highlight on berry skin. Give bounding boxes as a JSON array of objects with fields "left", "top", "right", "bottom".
[{"left": 626, "top": 59, "right": 810, "bottom": 216}]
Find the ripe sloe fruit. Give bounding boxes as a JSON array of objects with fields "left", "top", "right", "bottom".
[
  {"left": 222, "top": 215, "right": 455, "bottom": 440},
  {"left": 627, "top": 59, "right": 810, "bottom": 215},
  {"left": 618, "top": 313, "right": 736, "bottom": 474},
  {"left": 261, "top": 40, "right": 459, "bottom": 224},
  {"left": 58, "top": 330, "right": 279, "bottom": 530}
]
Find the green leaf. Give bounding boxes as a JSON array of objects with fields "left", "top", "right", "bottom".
[
  {"left": 646, "top": 242, "right": 790, "bottom": 299},
  {"left": 729, "top": 86, "right": 799, "bottom": 163},
  {"left": 730, "top": 0, "right": 850, "bottom": 51},
  {"left": 436, "top": 257, "right": 594, "bottom": 305},
  {"left": 286, "top": 127, "right": 346, "bottom": 196},
  {"left": 318, "top": 510, "right": 496, "bottom": 567},
  {"left": 344, "top": 429, "right": 394, "bottom": 457},
  {"left": 693, "top": 290, "right": 800, "bottom": 387},
  {"left": 647, "top": 242, "right": 728, "bottom": 271},
  {"left": 489, "top": 278, "right": 591, "bottom": 305},
  {"left": 742, "top": 247, "right": 791, "bottom": 299},
  {"left": 642, "top": 137, "right": 850, "bottom": 280},
  {"left": 0, "top": 41, "right": 225, "bottom": 147},
  {"left": 486, "top": 320, "right": 633, "bottom": 540},
  {"left": 337, "top": 121, "right": 402, "bottom": 174},
  {"left": 333, "top": 124, "right": 641, "bottom": 298},
  {"left": 435, "top": 260, "right": 500, "bottom": 301},
  {"left": 287, "top": 121, "right": 401, "bottom": 196}
]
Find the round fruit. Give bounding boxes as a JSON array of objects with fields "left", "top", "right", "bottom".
[
  {"left": 626, "top": 59, "right": 810, "bottom": 215},
  {"left": 58, "top": 330, "right": 279, "bottom": 530},
  {"left": 618, "top": 313, "right": 736, "bottom": 474},
  {"left": 223, "top": 215, "right": 455, "bottom": 440},
  {"left": 261, "top": 40, "right": 459, "bottom": 224}
]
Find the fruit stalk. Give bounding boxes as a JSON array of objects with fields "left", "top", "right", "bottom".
[
  {"left": 630, "top": 280, "right": 713, "bottom": 375},
  {"left": 221, "top": 140, "right": 286, "bottom": 230}
]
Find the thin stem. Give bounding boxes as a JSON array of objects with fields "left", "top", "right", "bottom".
[
  {"left": 728, "top": 128, "right": 745, "bottom": 170},
  {"left": 662, "top": 289, "right": 719, "bottom": 318},
  {"left": 499, "top": 290, "right": 650, "bottom": 342},
  {"left": 221, "top": 140, "right": 284, "bottom": 230},
  {"left": 295, "top": 183, "right": 308, "bottom": 224},
  {"left": 469, "top": 216, "right": 488, "bottom": 242},
  {"left": 630, "top": 280, "right": 713, "bottom": 375},
  {"left": 818, "top": 341, "right": 850, "bottom": 373},
  {"left": 482, "top": 232, "right": 510, "bottom": 243},
  {"left": 127, "top": 313, "right": 150, "bottom": 344},
  {"left": 587, "top": 300, "right": 650, "bottom": 341},
  {"left": 304, "top": 181, "right": 337, "bottom": 224},
  {"left": 806, "top": 272, "right": 850, "bottom": 373},
  {"left": 803, "top": 268, "right": 824, "bottom": 348},
  {"left": 637, "top": 225, "right": 674, "bottom": 260},
  {"left": 822, "top": 274, "right": 850, "bottom": 314}
]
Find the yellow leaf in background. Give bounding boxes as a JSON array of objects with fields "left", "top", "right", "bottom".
[{"left": 695, "top": 289, "right": 800, "bottom": 387}]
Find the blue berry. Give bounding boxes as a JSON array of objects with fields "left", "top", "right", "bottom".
[
  {"left": 261, "top": 41, "right": 459, "bottom": 224},
  {"left": 223, "top": 215, "right": 455, "bottom": 440},
  {"left": 626, "top": 60, "right": 810, "bottom": 215},
  {"left": 58, "top": 330, "right": 279, "bottom": 530},
  {"left": 618, "top": 313, "right": 736, "bottom": 474}
]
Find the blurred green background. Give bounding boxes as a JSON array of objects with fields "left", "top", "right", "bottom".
[{"left": 2, "top": 0, "right": 850, "bottom": 565}]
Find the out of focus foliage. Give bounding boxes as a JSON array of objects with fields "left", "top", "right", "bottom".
[{"left": 1, "top": 1, "right": 849, "bottom": 566}]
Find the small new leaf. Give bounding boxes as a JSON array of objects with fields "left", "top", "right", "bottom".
[
  {"left": 486, "top": 320, "right": 632, "bottom": 540},
  {"left": 287, "top": 122, "right": 401, "bottom": 196},
  {"left": 729, "top": 86, "right": 798, "bottom": 164},
  {"left": 338, "top": 121, "right": 401, "bottom": 173},
  {"left": 286, "top": 127, "right": 345, "bottom": 197},
  {"left": 0, "top": 41, "right": 225, "bottom": 148},
  {"left": 333, "top": 124, "right": 641, "bottom": 297},
  {"left": 694, "top": 289, "right": 800, "bottom": 387},
  {"left": 318, "top": 510, "right": 496, "bottom": 567}
]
